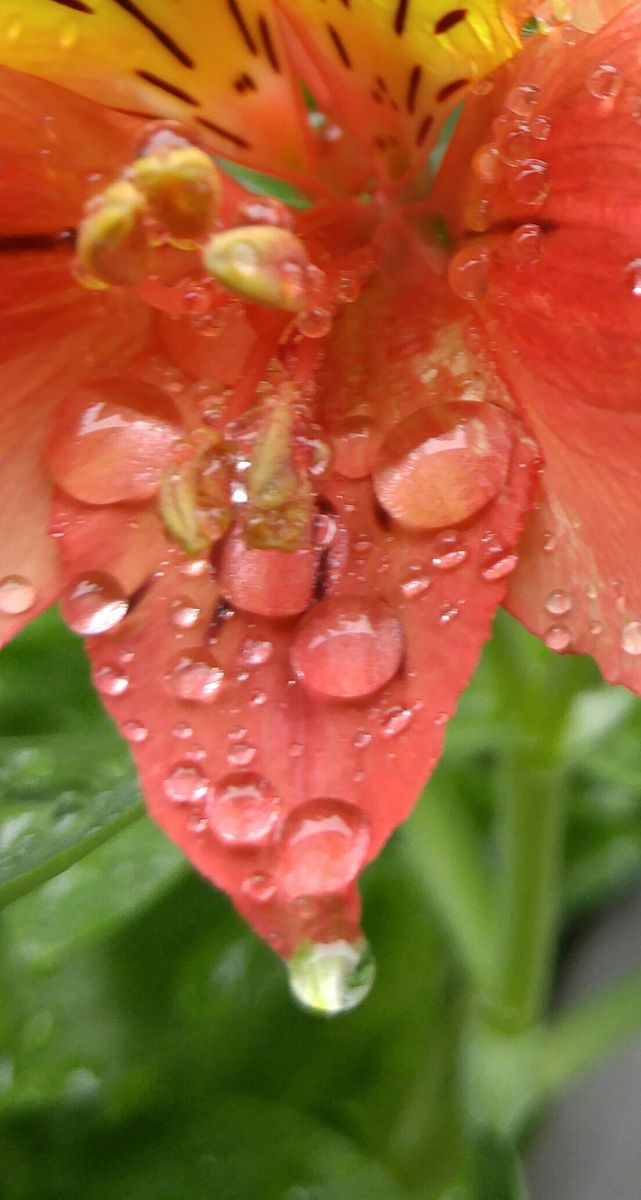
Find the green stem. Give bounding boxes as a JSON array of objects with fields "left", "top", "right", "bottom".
[
  {"left": 485, "top": 755, "right": 566, "bottom": 1033},
  {"left": 542, "top": 967, "right": 641, "bottom": 1099},
  {"left": 403, "top": 781, "right": 496, "bottom": 987}
]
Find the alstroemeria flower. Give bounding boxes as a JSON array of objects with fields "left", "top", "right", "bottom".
[{"left": 1, "top": 0, "right": 640, "bottom": 1009}]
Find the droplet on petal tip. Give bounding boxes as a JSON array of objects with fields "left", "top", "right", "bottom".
[{"left": 287, "top": 937, "right": 376, "bottom": 1017}]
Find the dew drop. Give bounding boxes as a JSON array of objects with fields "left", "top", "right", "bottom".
[
  {"left": 240, "top": 638, "right": 274, "bottom": 667},
  {"left": 545, "top": 589, "right": 572, "bottom": 616},
  {"left": 166, "top": 652, "right": 224, "bottom": 703},
  {"left": 296, "top": 306, "right": 333, "bottom": 339},
  {"left": 431, "top": 531, "right": 468, "bottom": 572},
  {"left": 313, "top": 512, "right": 338, "bottom": 548},
  {"left": 46, "top": 377, "right": 181, "bottom": 505},
  {"left": 509, "top": 159, "right": 550, "bottom": 207},
  {"left": 170, "top": 596, "right": 201, "bottom": 630},
  {"left": 587, "top": 62, "right": 623, "bottom": 101},
  {"left": 163, "top": 761, "right": 210, "bottom": 803},
  {"left": 121, "top": 719, "right": 148, "bottom": 743},
  {"left": 227, "top": 742, "right": 257, "bottom": 768},
  {"left": 373, "top": 403, "right": 513, "bottom": 530},
  {"left": 399, "top": 564, "right": 431, "bottom": 600},
  {"left": 480, "top": 552, "right": 518, "bottom": 582},
  {"left": 544, "top": 624, "right": 571, "bottom": 652},
  {"left": 506, "top": 83, "right": 541, "bottom": 117},
  {"left": 241, "top": 871, "right": 277, "bottom": 903},
  {"left": 330, "top": 415, "right": 379, "bottom": 480},
  {"left": 206, "top": 771, "right": 279, "bottom": 844},
  {"left": 287, "top": 937, "right": 375, "bottom": 1016},
  {"left": 275, "top": 798, "right": 371, "bottom": 898},
  {"left": 250, "top": 689, "right": 267, "bottom": 707},
  {"left": 60, "top": 572, "right": 129, "bottom": 636},
  {"left": 511, "top": 223, "right": 543, "bottom": 263},
  {"left": 622, "top": 620, "right": 641, "bottom": 655},
  {"left": 380, "top": 705, "right": 413, "bottom": 738},
  {"left": 0, "top": 574, "right": 36, "bottom": 616},
  {"left": 448, "top": 247, "right": 491, "bottom": 301},
  {"left": 291, "top": 596, "right": 404, "bottom": 700},
  {"left": 172, "top": 721, "right": 193, "bottom": 740},
  {"left": 93, "top": 663, "right": 130, "bottom": 696}
]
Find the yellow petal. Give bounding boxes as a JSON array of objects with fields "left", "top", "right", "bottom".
[
  {"left": 0, "top": 0, "right": 309, "bottom": 176},
  {"left": 278, "top": 0, "right": 524, "bottom": 176}
]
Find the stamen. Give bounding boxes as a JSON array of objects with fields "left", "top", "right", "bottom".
[
  {"left": 76, "top": 180, "right": 147, "bottom": 288},
  {"left": 130, "top": 143, "right": 222, "bottom": 245},
  {"left": 203, "top": 225, "right": 311, "bottom": 311}
]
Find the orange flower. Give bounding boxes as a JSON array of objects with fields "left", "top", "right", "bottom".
[{"left": 0, "top": 0, "right": 639, "bottom": 1009}]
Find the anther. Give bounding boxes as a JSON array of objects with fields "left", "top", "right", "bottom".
[
  {"left": 203, "top": 225, "right": 311, "bottom": 311},
  {"left": 76, "top": 180, "right": 147, "bottom": 288},
  {"left": 130, "top": 145, "right": 222, "bottom": 245}
]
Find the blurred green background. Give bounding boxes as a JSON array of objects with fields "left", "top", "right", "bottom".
[{"left": 1, "top": 608, "right": 641, "bottom": 1200}]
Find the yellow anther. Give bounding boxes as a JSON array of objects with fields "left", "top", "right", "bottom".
[
  {"left": 131, "top": 145, "right": 222, "bottom": 245},
  {"left": 76, "top": 180, "right": 147, "bottom": 288},
  {"left": 203, "top": 225, "right": 310, "bottom": 312},
  {"left": 242, "top": 390, "right": 313, "bottom": 551},
  {"left": 159, "top": 435, "right": 231, "bottom": 556}
]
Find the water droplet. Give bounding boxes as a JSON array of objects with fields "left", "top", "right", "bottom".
[
  {"left": 590, "top": 620, "right": 604, "bottom": 637},
  {"left": 511, "top": 223, "right": 543, "bottom": 263},
  {"left": 227, "top": 741, "right": 257, "bottom": 768},
  {"left": 170, "top": 596, "right": 201, "bottom": 630},
  {"left": 373, "top": 403, "right": 513, "bottom": 530},
  {"left": 530, "top": 113, "right": 552, "bottom": 140},
  {"left": 399, "top": 564, "right": 431, "bottom": 600},
  {"left": 544, "top": 624, "right": 571, "bottom": 652},
  {"left": 206, "top": 771, "right": 279, "bottom": 844},
  {"left": 122, "top": 719, "right": 148, "bottom": 743},
  {"left": 448, "top": 247, "right": 491, "bottom": 301},
  {"left": 506, "top": 84, "right": 541, "bottom": 117},
  {"left": 622, "top": 620, "right": 641, "bottom": 655},
  {"left": 164, "top": 761, "right": 210, "bottom": 803},
  {"left": 542, "top": 531, "right": 557, "bottom": 554},
  {"left": 220, "top": 532, "right": 316, "bottom": 617},
  {"left": 336, "top": 273, "right": 362, "bottom": 304},
  {"left": 380, "top": 705, "right": 413, "bottom": 738},
  {"left": 166, "top": 652, "right": 224, "bottom": 703},
  {"left": 296, "top": 306, "right": 333, "bottom": 339},
  {"left": 545, "top": 589, "right": 572, "bottom": 616},
  {"left": 275, "top": 798, "right": 371, "bottom": 898},
  {"left": 353, "top": 730, "right": 372, "bottom": 750},
  {"left": 172, "top": 721, "right": 193, "bottom": 739},
  {"left": 250, "top": 689, "right": 267, "bottom": 707},
  {"left": 241, "top": 871, "right": 277, "bottom": 903},
  {"left": 47, "top": 377, "right": 180, "bottom": 505},
  {"left": 509, "top": 159, "right": 550, "bottom": 207},
  {"left": 288, "top": 937, "right": 375, "bottom": 1016},
  {"left": 290, "top": 596, "right": 404, "bottom": 700},
  {"left": 289, "top": 741, "right": 305, "bottom": 758},
  {"left": 471, "top": 142, "right": 502, "bottom": 185},
  {"left": 587, "top": 62, "right": 623, "bottom": 101},
  {"left": 93, "top": 663, "right": 130, "bottom": 696},
  {"left": 61, "top": 572, "right": 128, "bottom": 636},
  {"left": 330, "top": 415, "right": 379, "bottom": 480},
  {"left": 480, "top": 552, "right": 518, "bottom": 582},
  {"left": 431, "top": 531, "right": 468, "bottom": 572},
  {"left": 625, "top": 258, "right": 641, "bottom": 297},
  {"left": 313, "top": 512, "right": 338, "bottom": 548},
  {"left": 240, "top": 638, "right": 274, "bottom": 667},
  {"left": 0, "top": 574, "right": 36, "bottom": 616}
]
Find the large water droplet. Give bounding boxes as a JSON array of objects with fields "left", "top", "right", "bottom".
[
  {"left": 47, "top": 377, "right": 181, "bottom": 505},
  {"left": 220, "top": 531, "right": 316, "bottom": 617},
  {"left": 544, "top": 624, "right": 571, "bottom": 652},
  {"left": 0, "top": 574, "right": 36, "bottom": 616},
  {"left": 330, "top": 416, "right": 380, "bottom": 480},
  {"left": 166, "top": 652, "right": 224, "bottom": 703},
  {"left": 275, "top": 798, "right": 370, "bottom": 898},
  {"left": 288, "top": 937, "right": 375, "bottom": 1016},
  {"left": 373, "top": 403, "right": 513, "bottom": 531},
  {"left": 587, "top": 62, "right": 623, "bottom": 101},
  {"left": 545, "top": 589, "right": 572, "bottom": 616},
  {"left": 163, "top": 761, "right": 210, "bottom": 803},
  {"left": 622, "top": 620, "right": 641, "bottom": 655},
  {"left": 206, "top": 771, "right": 279, "bottom": 845},
  {"left": 61, "top": 572, "right": 128, "bottom": 635},
  {"left": 290, "top": 596, "right": 404, "bottom": 699}
]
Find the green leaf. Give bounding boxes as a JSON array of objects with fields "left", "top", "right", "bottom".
[
  {"left": 3, "top": 818, "right": 185, "bottom": 972},
  {"left": 0, "top": 610, "right": 142, "bottom": 905}
]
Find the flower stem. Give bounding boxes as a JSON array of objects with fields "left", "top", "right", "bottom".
[
  {"left": 403, "top": 780, "right": 496, "bottom": 987},
  {"left": 541, "top": 967, "right": 641, "bottom": 1099},
  {"left": 484, "top": 754, "right": 566, "bottom": 1032}
]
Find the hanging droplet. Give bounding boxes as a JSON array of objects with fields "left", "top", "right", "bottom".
[
  {"left": 47, "top": 378, "right": 181, "bottom": 505},
  {"left": 166, "top": 651, "right": 224, "bottom": 703},
  {"left": 622, "top": 620, "right": 641, "bottom": 655},
  {"left": 373, "top": 403, "right": 513, "bottom": 530},
  {"left": 60, "top": 572, "right": 129, "bottom": 636},
  {"left": 275, "top": 798, "right": 371, "bottom": 898},
  {"left": 287, "top": 937, "right": 375, "bottom": 1016},
  {"left": 163, "top": 761, "right": 210, "bottom": 803},
  {"left": 206, "top": 771, "right": 279, "bottom": 845},
  {"left": 0, "top": 574, "right": 36, "bottom": 616},
  {"left": 290, "top": 596, "right": 404, "bottom": 700}
]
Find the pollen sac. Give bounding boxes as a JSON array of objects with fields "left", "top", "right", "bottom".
[
  {"left": 131, "top": 144, "right": 222, "bottom": 245},
  {"left": 203, "top": 225, "right": 311, "bottom": 311},
  {"left": 372, "top": 402, "right": 515, "bottom": 530},
  {"left": 47, "top": 378, "right": 182, "bottom": 505},
  {"left": 76, "top": 180, "right": 147, "bottom": 288}
]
